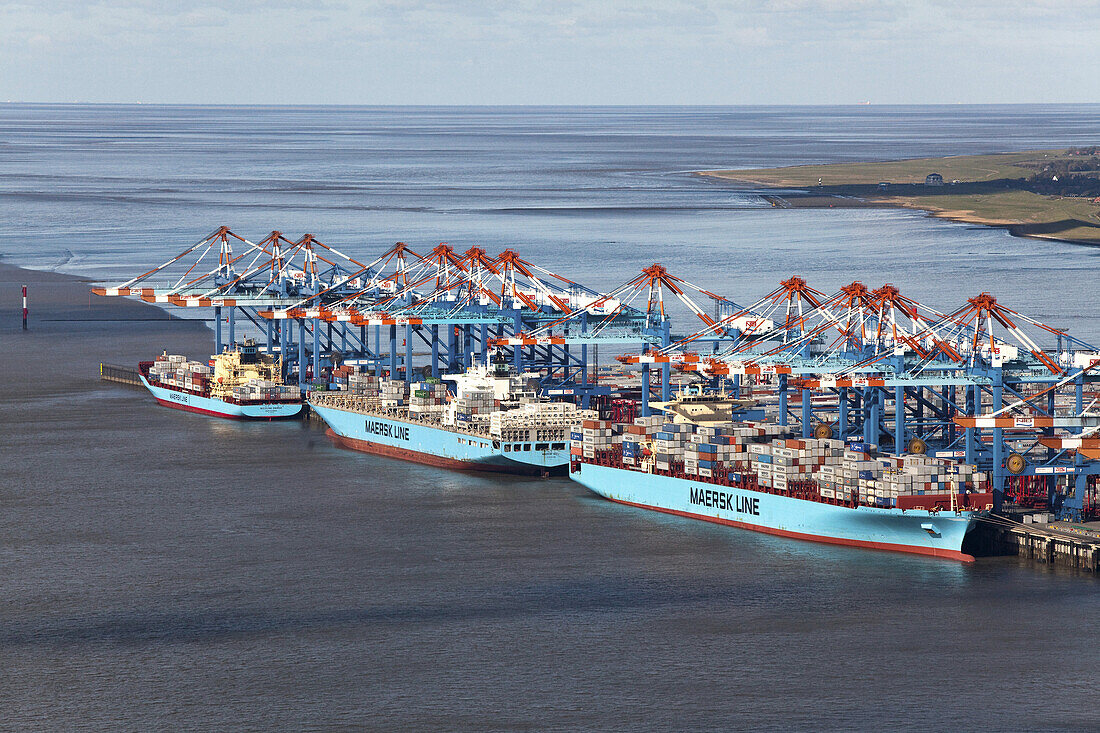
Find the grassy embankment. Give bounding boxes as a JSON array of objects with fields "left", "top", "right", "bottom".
[{"left": 702, "top": 150, "right": 1100, "bottom": 245}]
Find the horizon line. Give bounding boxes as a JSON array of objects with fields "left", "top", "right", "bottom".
[{"left": 5, "top": 101, "right": 1100, "bottom": 108}]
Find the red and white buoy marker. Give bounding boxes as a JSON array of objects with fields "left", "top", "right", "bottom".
[{"left": 22, "top": 284, "right": 28, "bottom": 330}]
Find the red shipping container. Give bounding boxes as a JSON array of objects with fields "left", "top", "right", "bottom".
[{"left": 896, "top": 492, "right": 995, "bottom": 511}]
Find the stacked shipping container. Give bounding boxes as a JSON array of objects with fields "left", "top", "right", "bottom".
[
  {"left": 149, "top": 354, "right": 212, "bottom": 394},
  {"left": 232, "top": 379, "right": 298, "bottom": 402},
  {"left": 571, "top": 419, "right": 619, "bottom": 459},
  {"left": 453, "top": 389, "right": 495, "bottom": 425},
  {"left": 571, "top": 417, "right": 991, "bottom": 509},
  {"left": 409, "top": 378, "right": 449, "bottom": 418},
  {"left": 621, "top": 415, "right": 662, "bottom": 467},
  {"left": 380, "top": 379, "right": 409, "bottom": 408}
]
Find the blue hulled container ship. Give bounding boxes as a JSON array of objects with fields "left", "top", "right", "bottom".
[
  {"left": 309, "top": 362, "right": 588, "bottom": 475},
  {"left": 309, "top": 404, "right": 571, "bottom": 475},
  {"left": 140, "top": 375, "right": 304, "bottom": 420},
  {"left": 570, "top": 461, "right": 985, "bottom": 561},
  {"left": 569, "top": 392, "right": 991, "bottom": 562},
  {"left": 139, "top": 339, "right": 303, "bottom": 420}
]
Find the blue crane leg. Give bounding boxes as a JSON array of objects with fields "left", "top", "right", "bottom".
[{"left": 214, "top": 306, "right": 223, "bottom": 354}]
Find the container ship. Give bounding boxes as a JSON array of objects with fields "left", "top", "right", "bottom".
[
  {"left": 139, "top": 339, "right": 304, "bottom": 420},
  {"left": 309, "top": 361, "right": 594, "bottom": 475},
  {"left": 569, "top": 390, "right": 992, "bottom": 561}
]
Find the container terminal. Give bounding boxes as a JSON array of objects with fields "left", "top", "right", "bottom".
[{"left": 92, "top": 227, "right": 1100, "bottom": 566}]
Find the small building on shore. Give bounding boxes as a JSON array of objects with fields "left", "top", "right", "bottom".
[{"left": 925, "top": 173, "right": 944, "bottom": 186}]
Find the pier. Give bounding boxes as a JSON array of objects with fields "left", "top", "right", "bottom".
[
  {"left": 99, "top": 362, "right": 143, "bottom": 387},
  {"left": 977, "top": 514, "right": 1100, "bottom": 571}
]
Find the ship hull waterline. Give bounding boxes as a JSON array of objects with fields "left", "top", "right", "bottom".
[
  {"left": 571, "top": 462, "right": 981, "bottom": 562},
  {"left": 312, "top": 403, "right": 569, "bottom": 476},
  {"left": 141, "top": 376, "right": 303, "bottom": 420}
]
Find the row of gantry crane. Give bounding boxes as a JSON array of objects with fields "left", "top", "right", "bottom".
[{"left": 93, "top": 227, "right": 1100, "bottom": 519}]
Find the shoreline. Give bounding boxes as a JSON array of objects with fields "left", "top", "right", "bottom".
[
  {"left": 0, "top": 254, "right": 215, "bottom": 324},
  {"left": 697, "top": 165, "right": 1100, "bottom": 248},
  {"left": 0, "top": 258, "right": 215, "bottom": 395}
]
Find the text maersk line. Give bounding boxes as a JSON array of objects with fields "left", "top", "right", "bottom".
[
  {"left": 364, "top": 419, "right": 410, "bottom": 441},
  {"left": 689, "top": 487, "right": 760, "bottom": 516}
]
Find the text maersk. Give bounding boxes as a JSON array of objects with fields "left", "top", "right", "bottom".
[
  {"left": 689, "top": 487, "right": 760, "bottom": 515},
  {"left": 364, "top": 419, "right": 410, "bottom": 441}
]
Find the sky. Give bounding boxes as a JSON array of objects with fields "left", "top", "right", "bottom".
[{"left": 1, "top": 0, "right": 1098, "bottom": 104}]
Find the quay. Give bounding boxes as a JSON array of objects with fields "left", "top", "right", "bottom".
[{"left": 978, "top": 514, "right": 1100, "bottom": 571}]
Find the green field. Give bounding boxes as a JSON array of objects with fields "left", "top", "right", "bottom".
[{"left": 703, "top": 150, "right": 1100, "bottom": 245}]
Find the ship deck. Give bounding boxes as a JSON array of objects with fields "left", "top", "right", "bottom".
[
  {"left": 573, "top": 450, "right": 993, "bottom": 515},
  {"left": 309, "top": 393, "right": 493, "bottom": 439}
]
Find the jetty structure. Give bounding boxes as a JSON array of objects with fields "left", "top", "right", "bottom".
[{"left": 92, "top": 228, "right": 1100, "bottom": 560}]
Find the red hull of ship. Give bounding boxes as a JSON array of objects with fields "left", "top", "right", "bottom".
[{"left": 605, "top": 495, "right": 976, "bottom": 562}]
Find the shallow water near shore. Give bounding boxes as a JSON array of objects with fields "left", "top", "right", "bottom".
[
  {"left": 4, "top": 104, "right": 1100, "bottom": 338},
  {"left": 2, "top": 106, "right": 1100, "bottom": 730}
]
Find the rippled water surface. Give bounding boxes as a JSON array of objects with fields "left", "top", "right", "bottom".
[
  {"left": 2, "top": 105, "right": 1099, "bottom": 731},
  {"left": 3, "top": 104, "right": 1100, "bottom": 335}
]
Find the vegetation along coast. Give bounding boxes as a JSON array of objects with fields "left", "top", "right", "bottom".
[{"left": 701, "top": 148, "right": 1100, "bottom": 246}]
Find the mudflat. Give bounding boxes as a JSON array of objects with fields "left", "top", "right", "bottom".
[{"left": 0, "top": 260, "right": 212, "bottom": 398}]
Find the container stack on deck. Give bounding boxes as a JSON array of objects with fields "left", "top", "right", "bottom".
[
  {"left": 490, "top": 402, "right": 586, "bottom": 443},
  {"left": 572, "top": 419, "right": 618, "bottom": 459},
  {"left": 148, "top": 354, "right": 211, "bottom": 393},
  {"left": 346, "top": 370, "right": 380, "bottom": 395},
  {"left": 571, "top": 416, "right": 993, "bottom": 510},
  {"left": 621, "top": 416, "right": 662, "bottom": 467},
  {"left": 329, "top": 365, "right": 349, "bottom": 390},
  {"left": 234, "top": 378, "right": 298, "bottom": 402},
  {"left": 453, "top": 389, "right": 495, "bottom": 425},
  {"left": 409, "top": 379, "right": 449, "bottom": 418},
  {"left": 329, "top": 364, "right": 357, "bottom": 391},
  {"left": 883, "top": 455, "right": 987, "bottom": 507},
  {"left": 753, "top": 438, "right": 849, "bottom": 497},
  {"left": 685, "top": 425, "right": 769, "bottom": 478},
  {"left": 770, "top": 442, "right": 989, "bottom": 507},
  {"left": 651, "top": 423, "right": 692, "bottom": 471},
  {"left": 380, "top": 379, "right": 408, "bottom": 408}
]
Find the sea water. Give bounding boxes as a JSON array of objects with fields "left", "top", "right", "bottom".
[{"left": 1, "top": 105, "right": 1098, "bottom": 730}]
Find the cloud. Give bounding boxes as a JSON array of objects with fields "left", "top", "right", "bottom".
[{"left": 0, "top": 0, "right": 1097, "bottom": 102}]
